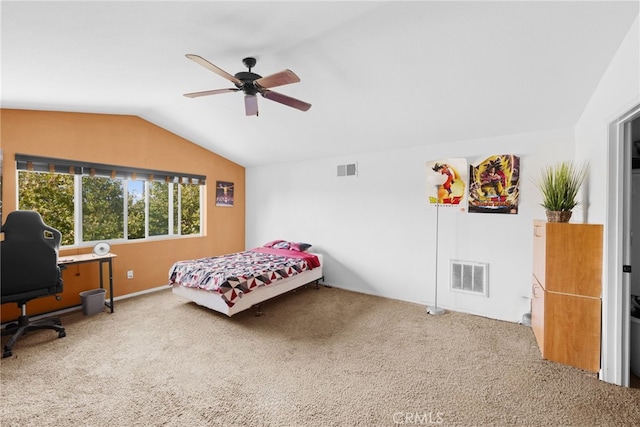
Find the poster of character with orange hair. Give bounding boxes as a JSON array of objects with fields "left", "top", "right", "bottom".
[
  {"left": 468, "top": 154, "right": 520, "bottom": 214},
  {"left": 426, "top": 158, "right": 467, "bottom": 206}
]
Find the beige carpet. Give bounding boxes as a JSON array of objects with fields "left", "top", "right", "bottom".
[{"left": 1, "top": 285, "right": 639, "bottom": 427}]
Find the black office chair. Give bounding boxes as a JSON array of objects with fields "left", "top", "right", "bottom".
[{"left": 1, "top": 210, "right": 66, "bottom": 358}]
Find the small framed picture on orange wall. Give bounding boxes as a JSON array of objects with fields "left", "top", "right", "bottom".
[{"left": 215, "top": 181, "right": 234, "bottom": 207}]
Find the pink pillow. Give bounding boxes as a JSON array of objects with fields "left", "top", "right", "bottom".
[
  {"left": 263, "top": 240, "right": 312, "bottom": 252},
  {"left": 262, "top": 239, "right": 285, "bottom": 248}
]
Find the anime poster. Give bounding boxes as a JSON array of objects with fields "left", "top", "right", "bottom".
[
  {"left": 468, "top": 154, "right": 520, "bottom": 214},
  {"left": 426, "top": 158, "right": 468, "bottom": 206},
  {"left": 215, "top": 181, "right": 234, "bottom": 207}
]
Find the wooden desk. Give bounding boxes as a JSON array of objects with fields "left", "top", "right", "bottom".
[{"left": 58, "top": 253, "right": 117, "bottom": 313}]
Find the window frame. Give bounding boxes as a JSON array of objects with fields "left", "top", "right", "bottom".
[{"left": 16, "top": 154, "right": 205, "bottom": 248}]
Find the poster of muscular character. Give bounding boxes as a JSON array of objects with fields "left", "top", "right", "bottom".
[
  {"left": 425, "top": 158, "right": 467, "bottom": 207},
  {"left": 468, "top": 154, "right": 520, "bottom": 214}
]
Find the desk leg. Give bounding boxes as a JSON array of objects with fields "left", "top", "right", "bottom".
[
  {"left": 108, "top": 258, "right": 114, "bottom": 313},
  {"left": 99, "top": 259, "right": 115, "bottom": 313}
]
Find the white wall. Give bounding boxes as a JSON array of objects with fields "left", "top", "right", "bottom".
[
  {"left": 575, "top": 16, "right": 640, "bottom": 224},
  {"left": 247, "top": 128, "right": 574, "bottom": 323}
]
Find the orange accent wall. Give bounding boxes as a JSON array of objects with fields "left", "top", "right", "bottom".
[{"left": 1, "top": 109, "right": 245, "bottom": 322}]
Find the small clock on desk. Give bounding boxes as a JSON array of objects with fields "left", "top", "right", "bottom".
[{"left": 92, "top": 241, "right": 111, "bottom": 256}]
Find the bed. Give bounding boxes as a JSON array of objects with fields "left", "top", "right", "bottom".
[{"left": 169, "top": 240, "right": 323, "bottom": 316}]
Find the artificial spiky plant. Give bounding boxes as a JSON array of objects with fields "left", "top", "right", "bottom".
[{"left": 535, "top": 161, "right": 587, "bottom": 213}]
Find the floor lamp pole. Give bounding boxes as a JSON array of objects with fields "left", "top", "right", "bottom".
[{"left": 427, "top": 201, "right": 445, "bottom": 315}]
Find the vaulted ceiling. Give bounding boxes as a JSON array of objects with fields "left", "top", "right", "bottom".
[{"left": 2, "top": 1, "right": 638, "bottom": 167}]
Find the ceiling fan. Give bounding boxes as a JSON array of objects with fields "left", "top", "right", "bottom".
[{"left": 183, "top": 54, "right": 312, "bottom": 116}]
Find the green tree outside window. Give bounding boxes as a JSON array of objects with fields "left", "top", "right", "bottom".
[{"left": 17, "top": 170, "right": 201, "bottom": 246}]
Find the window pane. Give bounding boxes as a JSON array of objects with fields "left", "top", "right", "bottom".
[
  {"left": 127, "top": 180, "right": 145, "bottom": 240},
  {"left": 180, "top": 183, "right": 200, "bottom": 235},
  {"left": 18, "top": 171, "right": 75, "bottom": 246},
  {"left": 149, "top": 181, "right": 169, "bottom": 236},
  {"left": 82, "top": 176, "right": 124, "bottom": 241},
  {"left": 172, "top": 184, "right": 179, "bottom": 235}
]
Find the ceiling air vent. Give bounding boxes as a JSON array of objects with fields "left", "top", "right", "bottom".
[{"left": 337, "top": 163, "right": 358, "bottom": 177}]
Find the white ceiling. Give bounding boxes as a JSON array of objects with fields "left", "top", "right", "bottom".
[{"left": 2, "top": 1, "right": 638, "bottom": 167}]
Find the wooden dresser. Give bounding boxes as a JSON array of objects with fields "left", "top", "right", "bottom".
[{"left": 531, "top": 220, "right": 603, "bottom": 372}]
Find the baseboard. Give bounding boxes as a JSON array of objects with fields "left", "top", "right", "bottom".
[
  {"left": 112, "top": 284, "right": 171, "bottom": 302},
  {"left": 1, "top": 285, "right": 171, "bottom": 327}
]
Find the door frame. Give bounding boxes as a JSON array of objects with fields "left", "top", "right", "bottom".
[{"left": 604, "top": 104, "right": 640, "bottom": 386}]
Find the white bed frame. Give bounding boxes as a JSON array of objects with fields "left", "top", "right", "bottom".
[{"left": 172, "top": 253, "right": 323, "bottom": 317}]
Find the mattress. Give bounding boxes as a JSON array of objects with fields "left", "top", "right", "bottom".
[{"left": 170, "top": 250, "right": 323, "bottom": 316}]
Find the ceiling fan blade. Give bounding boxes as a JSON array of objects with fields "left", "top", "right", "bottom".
[
  {"left": 183, "top": 88, "right": 239, "bottom": 98},
  {"left": 261, "top": 90, "right": 311, "bottom": 112},
  {"left": 254, "top": 69, "right": 300, "bottom": 89},
  {"left": 185, "top": 54, "right": 243, "bottom": 86},
  {"left": 245, "top": 95, "right": 259, "bottom": 116}
]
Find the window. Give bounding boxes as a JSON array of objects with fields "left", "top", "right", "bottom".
[
  {"left": 81, "top": 175, "right": 125, "bottom": 242},
  {"left": 149, "top": 181, "right": 169, "bottom": 237},
  {"left": 16, "top": 155, "right": 205, "bottom": 247},
  {"left": 127, "top": 179, "right": 145, "bottom": 240},
  {"left": 18, "top": 170, "right": 75, "bottom": 245}
]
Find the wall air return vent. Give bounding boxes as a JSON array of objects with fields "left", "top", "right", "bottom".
[
  {"left": 450, "top": 260, "right": 489, "bottom": 297},
  {"left": 337, "top": 163, "right": 358, "bottom": 177}
]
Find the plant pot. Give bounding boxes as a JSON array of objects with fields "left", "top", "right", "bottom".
[{"left": 546, "top": 210, "right": 572, "bottom": 223}]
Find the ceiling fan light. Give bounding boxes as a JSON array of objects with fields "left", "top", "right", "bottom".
[{"left": 245, "top": 95, "right": 258, "bottom": 116}]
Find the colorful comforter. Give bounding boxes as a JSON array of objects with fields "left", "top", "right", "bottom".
[{"left": 168, "top": 248, "right": 320, "bottom": 307}]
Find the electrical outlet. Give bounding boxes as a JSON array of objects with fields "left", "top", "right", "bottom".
[{"left": 127, "top": 270, "right": 134, "bottom": 279}]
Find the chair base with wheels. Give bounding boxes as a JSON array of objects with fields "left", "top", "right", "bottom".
[{"left": 2, "top": 303, "right": 66, "bottom": 358}]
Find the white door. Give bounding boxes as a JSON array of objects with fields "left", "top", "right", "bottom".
[
  {"left": 604, "top": 107, "right": 639, "bottom": 387},
  {"left": 632, "top": 172, "right": 640, "bottom": 298}
]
